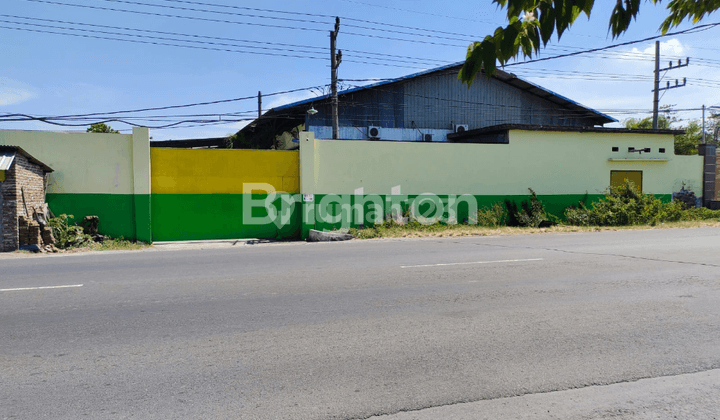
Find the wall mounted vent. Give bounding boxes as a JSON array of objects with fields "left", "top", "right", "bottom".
[
  {"left": 423, "top": 134, "right": 433, "bottom": 142},
  {"left": 368, "top": 126, "right": 381, "bottom": 139}
]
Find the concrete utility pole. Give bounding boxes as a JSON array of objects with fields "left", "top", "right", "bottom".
[
  {"left": 330, "top": 17, "right": 342, "bottom": 140},
  {"left": 702, "top": 104, "right": 706, "bottom": 144},
  {"left": 258, "top": 91, "right": 262, "bottom": 119},
  {"left": 652, "top": 40, "right": 689, "bottom": 129},
  {"left": 652, "top": 42, "right": 660, "bottom": 129}
]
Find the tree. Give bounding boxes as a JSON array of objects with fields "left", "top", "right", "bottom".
[
  {"left": 673, "top": 120, "right": 702, "bottom": 155},
  {"left": 459, "top": 0, "right": 720, "bottom": 85},
  {"left": 624, "top": 116, "right": 701, "bottom": 155},
  {"left": 87, "top": 123, "right": 119, "bottom": 134},
  {"left": 623, "top": 116, "right": 671, "bottom": 130}
]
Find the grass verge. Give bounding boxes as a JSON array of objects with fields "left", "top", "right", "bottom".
[{"left": 348, "top": 219, "right": 720, "bottom": 239}]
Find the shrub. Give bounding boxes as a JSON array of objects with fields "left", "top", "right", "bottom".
[
  {"left": 506, "top": 188, "right": 547, "bottom": 227},
  {"left": 474, "top": 203, "right": 506, "bottom": 227},
  {"left": 681, "top": 207, "right": 720, "bottom": 221},
  {"left": 564, "top": 181, "right": 687, "bottom": 226},
  {"left": 47, "top": 214, "right": 93, "bottom": 249}
]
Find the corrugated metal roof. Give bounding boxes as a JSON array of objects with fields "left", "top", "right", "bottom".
[
  {"left": 0, "top": 146, "right": 53, "bottom": 172},
  {"left": 274, "top": 62, "right": 464, "bottom": 111},
  {"left": 447, "top": 123, "right": 684, "bottom": 141},
  {"left": 0, "top": 150, "right": 16, "bottom": 171},
  {"left": 271, "top": 62, "right": 616, "bottom": 124}
]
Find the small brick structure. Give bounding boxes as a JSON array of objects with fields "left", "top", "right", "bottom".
[{"left": 0, "top": 146, "right": 54, "bottom": 252}]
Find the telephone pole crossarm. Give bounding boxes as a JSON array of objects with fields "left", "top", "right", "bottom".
[{"left": 651, "top": 41, "right": 689, "bottom": 129}]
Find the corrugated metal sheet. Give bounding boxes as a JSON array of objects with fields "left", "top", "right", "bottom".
[
  {"left": 306, "top": 84, "right": 404, "bottom": 129},
  {"left": 0, "top": 146, "right": 53, "bottom": 172},
  {"left": 272, "top": 63, "right": 615, "bottom": 129},
  {"left": 0, "top": 151, "right": 16, "bottom": 171},
  {"left": 244, "top": 63, "right": 617, "bottom": 144},
  {"left": 401, "top": 68, "right": 605, "bottom": 130}
]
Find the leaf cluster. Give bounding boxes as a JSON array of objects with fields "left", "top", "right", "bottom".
[
  {"left": 47, "top": 214, "right": 93, "bottom": 249},
  {"left": 460, "top": 0, "right": 720, "bottom": 84},
  {"left": 505, "top": 188, "right": 548, "bottom": 227},
  {"left": 474, "top": 203, "right": 507, "bottom": 227},
  {"left": 564, "top": 180, "right": 687, "bottom": 226},
  {"left": 86, "top": 123, "right": 120, "bottom": 134}
]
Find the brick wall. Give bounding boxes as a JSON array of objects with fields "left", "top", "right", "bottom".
[
  {"left": 1, "top": 169, "right": 18, "bottom": 252},
  {"left": 1, "top": 154, "right": 47, "bottom": 251}
]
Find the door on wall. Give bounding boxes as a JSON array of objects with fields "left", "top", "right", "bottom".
[{"left": 611, "top": 170, "right": 643, "bottom": 192}]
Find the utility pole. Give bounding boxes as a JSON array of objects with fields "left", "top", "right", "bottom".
[
  {"left": 652, "top": 42, "right": 660, "bottom": 129},
  {"left": 330, "top": 17, "right": 342, "bottom": 140},
  {"left": 702, "top": 104, "right": 706, "bottom": 144},
  {"left": 652, "top": 40, "right": 689, "bottom": 129},
  {"left": 258, "top": 91, "right": 262, "bottom": 119}
]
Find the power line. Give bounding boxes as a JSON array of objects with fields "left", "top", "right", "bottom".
[
  {"left": 100, "top": 0, "right": 330, "bottom": 27},
  {"left": 155, "top": 0, "right": 491, "bottom": 37},
  {"left": 0, "top": 14, "right": 329, "bottom": 51},
  {"left": 0, "top": 25, "right": 332, "bottom": 60},
  {"left": 502, "top": 22, "right": 720, "bottom": 68},
  {"left": 21, "top": 0, "right": 471, "bottom": 48},
  {"left": 0, "top": 23, "right": 436, "bottom": 69},
  {"left": 1, "top": 15, "right": 448, "bottom": 67},
  {"left": 38, "top": 86, "right": 322, "bottom": 119},
  {"left": 0, "top": 19, "right": 326, "bottom": 56},
  {"left": 23, "top": 0, "right": 329, "bottom": 33},
  {"left": 98, "top": 0, "right": 478, "bottom": 42},
  {"left": 337, "top": 0, "right": 495, "bottom": 24}
]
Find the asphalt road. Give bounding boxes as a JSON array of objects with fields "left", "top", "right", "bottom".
[{"left": 1, "top": 228, "right": 720, "bottom": 419}]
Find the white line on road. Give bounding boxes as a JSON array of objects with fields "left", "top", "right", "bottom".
[
  {"left": 0, "top": 284, "right": 84, "bottom": 292},
  {"left": 401, "top": 258, "right": 543, "bottom": 269}
]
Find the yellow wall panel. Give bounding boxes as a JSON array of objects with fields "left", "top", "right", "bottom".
[
  {"left": 611, "top": 171, "right": 643, "bottom": 191},
  {"left": 282, "top": 177, "right": 300, "bottom": 194},
  {"left": 151, "top": 148, "right": 299, "bottom": 194}
]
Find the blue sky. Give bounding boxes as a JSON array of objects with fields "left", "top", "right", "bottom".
[{"left": 1, "top": 0, "right": 718, "bottom": 140}]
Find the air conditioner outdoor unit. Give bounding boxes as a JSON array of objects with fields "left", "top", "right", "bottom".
[
  {"left": 368, "top": 126, "right": 381, "bottom": 139},
  {"left": 454, "top": 124, "right": 469, "bottom": 133},
  {"left": 423, "top": 134, "right": 433, "bottom": 142}
]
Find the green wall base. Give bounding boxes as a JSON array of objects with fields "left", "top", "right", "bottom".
[
  {"left": 151, "top": 194, "right": 300, "bottom": 241},
  {"left": 46, "top": 193, "right": 137, "bottom": 240}
]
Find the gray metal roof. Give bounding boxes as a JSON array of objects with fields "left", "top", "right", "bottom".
[
  {"left": 0, "top": 146, "right": 53, "bottom": 172},
  {"left": 0, "top": 151, "right": 15, "bottom": 171},
  {"left": 447, "top": 123, "right": 684, "bottom": 141},
  {"left": 272, "top": 62, "right": 616, "bottom": 124}
]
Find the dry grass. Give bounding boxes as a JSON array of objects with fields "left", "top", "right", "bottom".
[{"left": 349, "top": 219, "right": 720, "bottom": 239}]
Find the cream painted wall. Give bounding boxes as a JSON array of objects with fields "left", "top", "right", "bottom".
[
  {"left": 0, "top": 129, "right": 136, "bottom": 195},
  {"left": 300, "top": 130, "right": 703, "bottom": 197}
]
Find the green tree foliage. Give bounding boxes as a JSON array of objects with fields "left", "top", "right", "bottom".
[
  {"left": 624, "top": 116, "right": 708, "bottom": 155},
  {"left": 565, "top": 180, "right": 720, "bottom": 226},
  {"left": 673, "top": 120, "right": 702, "bottom": 155},
  {"left": 564, "top": 180, "right": 685, "bottom": 226},
  {"left": 87, "top": 123, "right": 120, "bottom": 133},
  {"left": 48, "top": 214, "right": 92, "bottom": 249},
  {"left": 623, "top": 115, "right": 671, "bottom": 130},
  {"left": 459, "top": 0, "right": 720, "bottom": 84}
]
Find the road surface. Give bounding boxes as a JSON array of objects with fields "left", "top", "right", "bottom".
[{"left": 1, "top": 228, "right": 720, "bottom": 419}]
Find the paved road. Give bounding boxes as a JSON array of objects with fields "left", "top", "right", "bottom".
[{"left": 1, "top": 228, "right": 720, "bottom": 419}]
